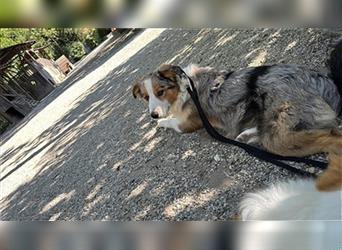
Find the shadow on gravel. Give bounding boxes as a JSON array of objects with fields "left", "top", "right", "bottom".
[{"left": 1, "top": 28, "right": 341, "bottom": 220}]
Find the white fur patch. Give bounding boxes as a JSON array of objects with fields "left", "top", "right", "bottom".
[
  {"left": 236, "top": 127, "right": 259, "bottom": 144},
  {"left": 157, "top": 118, "right": 182, "bottom": 132},
  {"left": 183, "top": 64, "right": 212, "bottom": 77},
  {"left": 144, "top": 78, "right": 170, "bottom": 118},
  {"left": 240, "top": 179, "right": 342, "bottom": 220},
  {"left": 317, "top": 112, "right": 336, "bottom": 122},
  {"left": 183, "top": 64, "right": 199, "bottom": 77}
]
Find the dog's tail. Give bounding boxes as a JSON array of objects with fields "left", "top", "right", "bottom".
[{"left": 328, "top": 39, "right": 342, "bottom": 106}]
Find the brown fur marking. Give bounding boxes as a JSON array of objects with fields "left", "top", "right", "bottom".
[
  {"left": 157, "top": 64, "right": 178, "bottom": 82},
  {"left": 132, "top": 80, "right": 149, "bottom": 101},
  {"left": 132, "top": 82, "right": 142, "bottom": 98},
  {"left": 261, "top": 102, "right": 342, "bottom": 191},
  {"left": 262, "top": 128, "right": 342, "bottom": 157},
  {"left": 261, "top": 101, "right": 342, "bottom": 156},
  {"left": 179, "top": 116, "right": 203, "bottom": 133},
  {"left": 151, "top": 77, "right": 179, "bottom": 105},
  {"left": 316, "top": 153, "right": 342, "bottom": 191}
]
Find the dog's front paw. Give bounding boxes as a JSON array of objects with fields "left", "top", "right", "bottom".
[
  {"left": 156, "top": 118, "right": 170, "bottom": 129},
  {"left": 156, "top": 118, "right": 182, "bottom": 133}
]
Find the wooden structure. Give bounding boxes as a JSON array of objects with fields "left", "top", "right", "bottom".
[
  {"left": 0, "top": 41, "right": 70, "bottom": 133},
  {"left": 55, "top": 55, "right": 74, "bottom": 75}
]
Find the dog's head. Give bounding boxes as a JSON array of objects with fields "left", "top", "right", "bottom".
[{"left": 132, "top": 64, "right": 183, "bottom": 119}]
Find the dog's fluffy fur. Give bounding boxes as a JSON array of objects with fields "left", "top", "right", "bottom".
[
  {"left": 240, "top": 178, "right": 342, "bottom": 220},
  {"left": 239, "top": 153, "right": 342, "bottom": 220},
  {"left": 133, "top": 40, "right": 342, "bottom": 192}
]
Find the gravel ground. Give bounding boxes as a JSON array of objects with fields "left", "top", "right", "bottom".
[{"left": 1, "top": 28, "right": 341, "bottom": 220}]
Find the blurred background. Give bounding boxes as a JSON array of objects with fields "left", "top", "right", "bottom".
[
  {"left": 0, "top": 1, "right": 341, "bottom": 249},
  {"left": 0, "top": 28, "right": 112, "bottom": 62},
  {"left": 0, "top": 0, "right": 341, "bottom": 27},
  {"left": 0, "top": 28, "right": 132, "bottom": 134},
  {"left": 0, "top": 222, "right": 341, "bottom": 250}
]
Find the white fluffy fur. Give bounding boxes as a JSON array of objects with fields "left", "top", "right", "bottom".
[
  {"left": 157, "top": 117, "right": 181, "bottom": 132},
  {"left": 240, "top": 179, "right": 342, "bottom": 220},
  {"left": 183, "top": 64, "right": 200, "bottom": 77},
  {"left": 183, "top": 64, "right": 212, "bottom": 77}
]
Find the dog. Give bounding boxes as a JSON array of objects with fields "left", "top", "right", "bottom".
[
  {"left": 239, "top": 183, "right": 341, "bottom": 249},
  {"left": 239, "top": 178, "right": 342, "bottom": 220},
  {"left": 132, "top": 40, "right": 342, "bottom": 191},
  {"left": 238, "top": 154, "right": 342, "bottom": 220},
  {"left": 239, "top": 150, "right": 342, "bottom": 220}
]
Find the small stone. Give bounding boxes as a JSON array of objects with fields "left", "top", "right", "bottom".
[
  {"left": 307, "top": 167, "right": 316, "bottom": 174},
  {"left": 166, "top": 154, "right": 177, "bottom": 161},
  {"left": 214, "top": 154, "right": 221, "bottom": 162}
]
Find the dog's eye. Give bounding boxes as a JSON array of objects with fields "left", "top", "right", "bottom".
[{"left": 157, "top": 90, "right": 164, "bottom": 97}]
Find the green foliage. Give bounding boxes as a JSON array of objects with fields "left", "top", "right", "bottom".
[
  {"left": 84, "top": 29, "right": 101, "bottom": 49},
  {"left": 67, "top": 41, "right": 86, "bottom": 62},
  {"left": 0, "top": 28, "right": 103, "bottom": 62},
  {"left": 0, "top": 28, "right": 30, "bottom": 47}
]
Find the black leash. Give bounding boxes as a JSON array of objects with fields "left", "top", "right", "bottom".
[{"left": 181, "top": 70, "right": 327, "bottom": 177}]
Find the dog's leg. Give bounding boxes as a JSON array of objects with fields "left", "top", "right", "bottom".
[
  {"left": 261, "top": 115, "right": 342, "bottom": 191},
  {"left": 260, "top": 101, "right": 342, "bottom": 156},
  {"left": 157, "top": 117, "right": 203, "bottom": 133},
  {"left": 157, "top": 108, "right": 206, "bottom": 134},
  {"left": 178, "top": 116, "right": 204, "bottom": 133},
  {"left": 316, "top": 153, "right": 342, "bottom": 191},
  {"left": 262, "top": 128, "right": 342, "bottom": 157},
  {"left": 157, "top": 118, "right": 182, "bottom": 132},
  {"left": 236, "top": 127, "right": 260, "bottom": 144}
]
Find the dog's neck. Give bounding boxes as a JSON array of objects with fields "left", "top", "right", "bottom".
[
  {"left": 169, "top": 66, "right": 196, "bottom": 115},
  {"left": 170, "top": 78, "right": 190, "bottom": 115},
  {"left": 179, "top": 64, "right": 210, "bottom": 102},
  {"left": 171, "top": 64, "right": 211, "bottom": 114},
  {"left": 178, "top": 65, "right": 202, "bottom": 104},
  {"left": 178, "top": 77, "right": 191, "bottom": 103}
]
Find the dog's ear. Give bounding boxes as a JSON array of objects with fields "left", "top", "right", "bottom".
[
  {"left": 132, "top": 81, "right": 142, "bottom": 99},
  {"left": 157, "top": 64, "right": 182, "bottom": 83}
]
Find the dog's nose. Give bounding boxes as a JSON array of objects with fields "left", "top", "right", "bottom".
[{"left": 151, "top": 111, "right": 159, "bottom": 119}]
